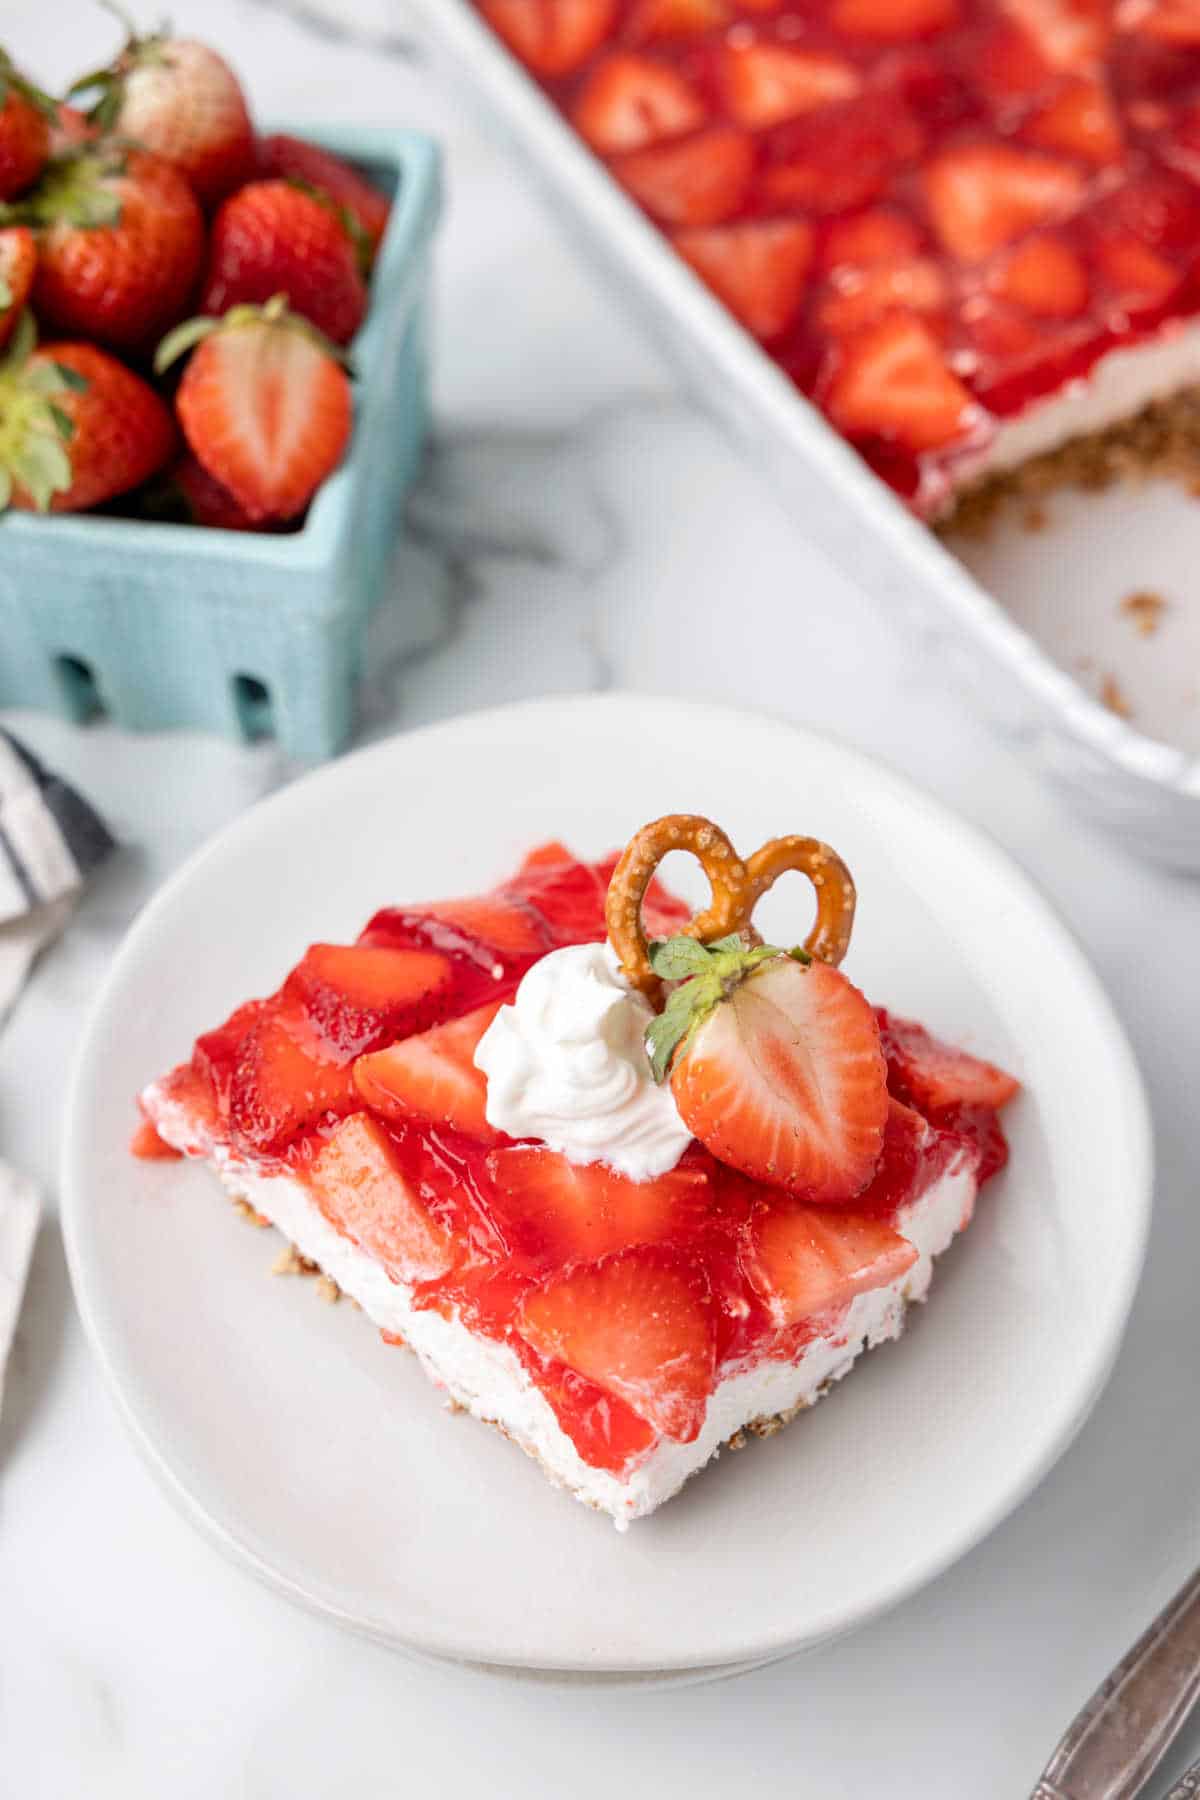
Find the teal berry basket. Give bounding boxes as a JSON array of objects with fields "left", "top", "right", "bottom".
[{"left": 0, "top": 124, "right": 441, "bottom": 761}]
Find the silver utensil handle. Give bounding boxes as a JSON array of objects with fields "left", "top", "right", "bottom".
[{"left": 1031, "top": 1567, "right": 1200, "bottom": 1800}]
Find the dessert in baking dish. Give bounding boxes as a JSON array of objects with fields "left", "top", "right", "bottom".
[
  {"left": 474, "top": 0, "right": 1200, "bottom": 521},
  {"left": 136, "top": 817, "right": 1018, "bottom": 1525}
]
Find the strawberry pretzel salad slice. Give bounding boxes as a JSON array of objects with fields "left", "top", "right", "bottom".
[{"left": 135, "top": 817, "right": 1019, "bottom": 1526}]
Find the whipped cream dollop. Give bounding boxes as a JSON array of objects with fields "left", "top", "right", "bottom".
[{"left": 473, "top": 941, "right": 692, "bottom": 1181}]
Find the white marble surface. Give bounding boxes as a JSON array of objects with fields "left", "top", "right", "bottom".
[{"left": 2, "top": 1, "right": 1199, "bottom": 1793}]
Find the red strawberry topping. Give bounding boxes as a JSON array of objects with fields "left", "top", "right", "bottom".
[
  {"left": 719, "top": 42, "right": 861, "bottom": 130},
  {"left": 741, "top": 1200, "right": 917, "bottom": 1327},
  {"left": 485, "top": 1145, "right": 713, "bottom": 1264},
  {"left": 354, "top": 1001, "right": 505, "bottom": 1142},
  {"left": 824, "top": 314, "right": 978, "bottom": 453},
  {"left": 286, "top": 943, "right": 454, "bottom": 1056},
  {"left": 675, "top": 218, "right": 814, "bottom": 338},
  {"left": 613, "top": 125, "right": 755, "bottom": 226},
  {"left": 517, "top": 1245, "right": 717, "bottom": 1441},
  {"left": 876, "top": 1010, "right": 1020, "bottom": 1113},
  {"left": 310, "top": 1113, "right": 457, "bottom": 1282},
  {"left": 572, "top": 53, "right": 706, "bottom": 153},
  {"left": 479, "top": 0, "right": 617, "bottom": 74}
]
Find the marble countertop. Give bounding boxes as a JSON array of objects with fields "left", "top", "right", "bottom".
[{"left": 2, "top": 2, "right": 1199, "bottom": 1793}]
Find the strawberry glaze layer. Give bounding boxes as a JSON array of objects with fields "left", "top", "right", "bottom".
[
  {"left": 472, "top": 0, "right": 1200, "bottom": 515},
  {"left": 140, "top": 843, "right": 1010, "bottom": 1477}
]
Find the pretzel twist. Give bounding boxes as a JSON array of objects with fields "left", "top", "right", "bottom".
[{"left": 605, "top": 815, "right": 857, "bottom": 999}]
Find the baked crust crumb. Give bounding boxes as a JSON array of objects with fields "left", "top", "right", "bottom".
[
  {"left": 1101, "top": 673, "right": 1133, "bottom": 719},
  {"left": 1121, "top": 590, "right": 1167, "bottom": 637},
  {"left": 939, "top": 386, "right": 1200, "bottom": 537}
]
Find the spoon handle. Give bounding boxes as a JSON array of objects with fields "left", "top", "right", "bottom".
[{"left": 1030, "top": 1567, "right": 1200, "bottom": 1799}]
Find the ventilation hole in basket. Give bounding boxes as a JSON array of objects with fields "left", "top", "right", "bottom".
[
  {"left": 53, "top": 654, "right": 104, "bottom": 721},
  {"left": 232, "top": 674, "right": 275, "bottom": 742}
]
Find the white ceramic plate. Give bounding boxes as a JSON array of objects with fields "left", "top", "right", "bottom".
[{"left": 62, "top": 695, "right": 1152, "bottom": 1674}]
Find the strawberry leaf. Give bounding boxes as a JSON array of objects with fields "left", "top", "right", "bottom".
[{"left": 648, "top": 936, "right": 713, "bottom": 981}]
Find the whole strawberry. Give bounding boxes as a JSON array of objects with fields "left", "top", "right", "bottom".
[
  {"left": 0, "top": 314, "right": 175, "bottom": 512},
  {"left": 68, "top": 27, "right": 254, "bottom": 207},
  {"left": 0, "top": 224, "right": 35, "bottom": 350},
  {"left": 201, "top": 179, "right": 367, "bottom": 346},
  {"left": 0, "top": 51, "right": 52, "bottom": 200},
  {"left": 157, "top": 295, "right": 352, "bottom": 523},
  {"left": 257, "top": 134, "right": 390, "bottom": 263},
  {"left": 12, "top": 142, "right": 204, "bottom": 353}
]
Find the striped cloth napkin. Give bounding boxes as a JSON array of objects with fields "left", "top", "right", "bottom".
[{"left": 0, "top": 728, "right": 114, "bottom": 1423}]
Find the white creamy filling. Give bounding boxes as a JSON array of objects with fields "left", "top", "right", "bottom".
[
  {"left": 473, "top": 941, "right": 691, "bottom": 1181},
  {"left": 949, "top": 316, "right": 1200, "bottom": 496},
  {"left": 143, "top": 1082, "right": 978, "bottom": 1527}
]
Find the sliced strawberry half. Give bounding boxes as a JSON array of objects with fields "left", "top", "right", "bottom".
[
  {"left": 506, "top": 852, "right": 608, "bottom": 943},
  {"left": 663, "top": 947, "right": 890, "bottom": 1202},
  {"left": 479, "top": 0, "right": 617, "bottom": 74},
  {"left": 613, "top": 125, "right": 755, "bottom": 226},
  {"left": 485, "top": 1145, "right": 713, "bottom": 1266},
  {"left": 1120, "top": 0, "right": 1200, "bottom": 41},
  {"left": 625, "top": 0, "right": 731, "bottom": 39},
  {"left": 674, "top": 217, "right": 814, "bottom": 338},
  {"left": 572, "top": 53, "right": 706, "bottom": 154},
  {"left": 987, "top": 232, "right": 1089, "bottom": 316},
  {"left": 228, "top": 1007, "right": 357, "bottom": 1151},
  {"left": 922, "top": 144, "right": 1085, "bottom": 262},
  {"left": 719, "top": 42, "right": 861, "bottom": 130},
  {"left": 876, "top": 1009, "right": 1020, "bottom": 1113},
  {"left": 287, "top": 943, "right": 454, "bottom": 1056},
  {"left": 1022, "top": 77, "right": 1123, "bottom": 164},
  {"left": 309, "top": 1112, "right": 456, "bottom": 1281},
  {"left": 742, "top": 1199, "right": 917, "bottom": 1327},
  {"left": 516, "top": 1245, "right": 717, "bottom": 1442},
  {"left": 354, "top": 999, "right": 504, "bottom": 1142},
  {"left": 1091, "top": 232, "right": 1180, "bottom": 312},
  {"left": 824, "top": 315, "right": 978, "bottom": 454},
  {"left": 830, "top": 0, "right": 958, "bottom": 36},
  {"left": 192, "top": 997, "right": 267, "bottom": 1118}
]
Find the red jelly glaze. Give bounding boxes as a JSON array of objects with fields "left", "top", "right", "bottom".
[
  {"left": 154, "top": 843, "right": 1014, "bottom": 1476},
  {"left": 470, "top": 0, "right": 1200, "bottom": 516}
]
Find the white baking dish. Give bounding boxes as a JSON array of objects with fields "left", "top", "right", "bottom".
[{"left": 407, "top": 0, "right": 1200, "bottom": 869}]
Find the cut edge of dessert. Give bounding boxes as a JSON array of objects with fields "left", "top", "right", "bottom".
[
  {"left": 135, "top": 813, "right": 1019, "bottom": 1527},
  {"left": 470, "top": 0, "right": 1200, "bottom": 528}
]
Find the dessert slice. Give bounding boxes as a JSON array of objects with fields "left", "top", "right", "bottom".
[
  {"left": 136, "top": 820, "right": 1018, "bottom": 1526},
  {"left": 472, "top": 0, "right": 1200, "bottom": 522}
]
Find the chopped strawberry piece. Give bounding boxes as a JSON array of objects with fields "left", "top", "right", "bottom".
[
  {"left": 1001, "top": 0, "right": 1111, "bottom": 62},
  {"left": 130, "top": 1116, "right": 183, "bottom": 1160},
  {"left": 719, "top": 42, "right": 861, "bottom": 131},
  {"left": 819, "top": 207, "right": 923, "bottom": 271},
  {"left": 762, "top": 96, "right": 925, "bottom": 214},
  {"left": 830, "top": 0, "right": 958, "bottom": 35},
  {"left": 287, "top": 943, "right": 454, "bottom": 1056},
  {"left": 192, "top": 998, "right": 268, "bottom": 1117},
  {"left": 479, "top": 0, "right": 617, "bottom": 73},
  {"left": 354, "top": 1000, "right": 504, "bottom": 1142},
  {"left": 818, "top": 254, "right": 946, "bottom": 333},
  {"left": 877, "top": 1010, "right": 1020, "bottom": 1112},
  {"left": 572, "top": 53, "right": 706, "bottom": 153},
  {"left": 526, "top": 1355, "right": 658, "bottom": 1472},
  {"left": 1023, "top": 77, "right": 1123, "bottom": 165},
  {"left": 923, "top": 143, "right": 1085, "bottom": 261},
  {"left": 671, "top": 958, "right": 890, "bottom": 1202},
  {"left": 625, "top": 0, "right": 731, "bottom": 40},
  {"left": 506, "top": 857, "right": 607, "bottom": 943},
  {"left": 851, "top": 1096, "right": 965, "bottom": 1215},
  {"left": 1095, "top": 236, "right": 1180, "bottom": 310},
  {"left": 988, "top": 232, "right": 1089, "bottom": 316},
  {"left": 938, "top": 1102, "right": 1010, "bottom": 1184},
  {"left": 485, "top": 1146, "right": 713, "bottom": 1264},
  {"left": 517, "top": 1246, "right": 717, "bottom": 1442},
  {"left": 613, "top": 125, "right": 755, "bottom": 226},
  {"left": 742, "top": 1199, "right": 917, "bottom": 1326},
  {"left": 825, "top": 315, "right": 978, "bottom": 453},
  {"left": 310, "top": 1112, "right": 456, "bottom": 1281},
  {"left": 675, "top": 217, "right": 814, "bottom": 338},
  {"left": 228, "top": 1008, "right": 357, "bottom": 1151}
]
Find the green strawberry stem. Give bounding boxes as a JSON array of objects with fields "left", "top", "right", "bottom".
[
  {"left": 0, "top": 310, "right": 87, "bottom": 512},
  {"left": 643, "top": 933, "right": 811, "bottom": 1084}
]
